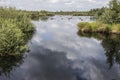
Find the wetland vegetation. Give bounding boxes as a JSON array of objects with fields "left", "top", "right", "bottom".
[
  {"left": 0, "top": 6, "right": 96, "bottom": 56},
  {"left": 0, "top": 7, "right": 34, "bottom": 56},
  {"left": 0, "top": 7, "right": 88, "bottom": 56},
  {"left": 0, "top": 0, "right": 120, "bottom": 79},
  {"left": 78, "top": 0, "right": 120, "bottom": 34},
  {"left": 0, "top": 0, "right": 119, "bottom": 57}
]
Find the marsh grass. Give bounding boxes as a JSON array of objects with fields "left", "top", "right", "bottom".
[{"left": 77, "top": 22, "right": 120, "bottom": 34}]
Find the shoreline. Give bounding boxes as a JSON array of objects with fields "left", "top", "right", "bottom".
[{"left": 77, "top": 22, "right": 120, "bottom": 35}]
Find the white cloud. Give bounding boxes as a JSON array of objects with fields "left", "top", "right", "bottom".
[
  {"left": 0, "top": 0, "right": 111, "bottom": 11},
  {"left": 65, "top": 1, "right": 75, "bottom": 5},
  {"left": 50, "top": 0, "right": 59, "bottom": 3}
]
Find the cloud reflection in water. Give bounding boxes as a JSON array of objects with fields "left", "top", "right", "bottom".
[{"left": 0, "top": 16, "right": 120, "bottom": 80}]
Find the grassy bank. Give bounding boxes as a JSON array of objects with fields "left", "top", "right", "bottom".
[
  {"left": 25, "top": 10, "right": 55, "bottom": 20},
  {"left": 77, "top": 0, "right": 120, "bottom": 35},
  {"left": 0, "top": 7, "right": 34, "bottom": 56},
  {"left": 77, "top": 22, "right": 120, "bottom": 34}
]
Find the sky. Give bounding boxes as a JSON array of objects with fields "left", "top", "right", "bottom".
[{"left": 0, "top": 0, "right": 111, "bottom": 11}]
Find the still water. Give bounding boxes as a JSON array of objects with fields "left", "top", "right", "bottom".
[{"left": 0, "top": 16, "right": 120, "bottom": 80}]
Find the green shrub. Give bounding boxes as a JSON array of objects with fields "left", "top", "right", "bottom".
[
  {"left": 0, "top": 19, "right": 26, "bottom": 56},
  {"left": 0, "top": 7, "right": 34, "bottom": 56}
]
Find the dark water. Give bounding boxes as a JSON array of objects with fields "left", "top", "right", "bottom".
[{"left": 0, "top": 16, "right": 120, "bottom": 80}]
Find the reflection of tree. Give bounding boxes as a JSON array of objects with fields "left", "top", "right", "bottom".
[
  {"left": 0, "top": 55, "right": 23, "bottom": 75},
  {"left": 102, "top": 35, "right": 120, "bottom": 69},
  {"left": 77, "top": 31, "right": 120, "bottom": 68},
  {"left": 0, "top": 29, "right": 31, "bottom": 76}
]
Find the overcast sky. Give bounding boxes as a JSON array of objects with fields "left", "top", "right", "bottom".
[{"left": 0, "top": 0, "right": 111, "bottom": 11}]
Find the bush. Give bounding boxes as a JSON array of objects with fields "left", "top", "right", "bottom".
[
  {"left": 0, "top": 7, "right": 34, "bottom": 56},
  {"left": 0, "top": 19, "right": 26, "bottom": 56},
  {"left": 98, "top": 0, "right": 120, "bottom": 24}
]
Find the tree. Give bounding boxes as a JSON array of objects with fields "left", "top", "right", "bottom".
[
  {"left": 98, "top": 0, "right": 120, "bottom": 24},
  {"left": 109, "top": 0, "right": 120, "bottom": 13}
]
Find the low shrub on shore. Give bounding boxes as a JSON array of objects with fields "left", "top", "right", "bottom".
[
  {"left": 0, "top": 19, "right": 25, "bottom": 56},
  {"left": 0, "top": 8, "right": 34, "bottom": 56}
]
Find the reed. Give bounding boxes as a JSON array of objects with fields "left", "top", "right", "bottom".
[{"left": 77, "top": 22, "right": 120, "bottom": 34}]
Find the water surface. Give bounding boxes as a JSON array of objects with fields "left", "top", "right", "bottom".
[{"left": 0, "top": 16, "right": 120, "bottom": 80}]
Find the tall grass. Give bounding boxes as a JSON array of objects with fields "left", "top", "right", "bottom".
[{"left": 77, "top": 22, "right": 120, "bottom": 34}]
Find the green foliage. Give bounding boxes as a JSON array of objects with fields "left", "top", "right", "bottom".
[
  {"left": 77, "top": 22, "right": 119, "bottom": 34},
  {"left": 27, "top": 10, "right": 54, "bottom": 20},
  {"left": 0, "top": 19, "right": 24, "bottom": 56},
  {"left": 99, "top": 9, "right": 115, "bottom": 24},
  {"left": 54, "top": 11, "right": 90, "bottom": 16},
  {"left": 89, "top": 7, "right": 106, "bottom": 17},
  {"left": 89, "top": 0, "right": 120, "bottom": 24},
  {"left": 77, "top": 22, "right": 92, "bottom": 32},
  {"left": 109, "top": 0, "right": 120, "bottom": 12},
  {"left": 77, "top": 22, "right": 90, "bottom": 30},
  {"left": 79, "top": 0, "right": 120, "bottom": 34},
  {"left": 98, "top": 0, "right": 120, "bottom": 24},
  {"left": 0, "top": 7, "right": 34, "bottom": 56}
]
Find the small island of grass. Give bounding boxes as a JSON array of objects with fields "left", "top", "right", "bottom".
[
  {"left": 78, "top": 22, "right": 120, "bottom": 34},
  {"left": 78, "top": 0, "right": 120, "bottom": 34}
]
